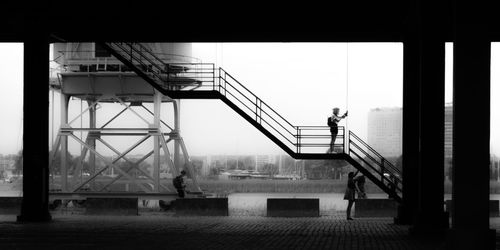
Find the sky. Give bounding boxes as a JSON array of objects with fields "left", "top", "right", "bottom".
[{"left": 0, "top": 42, "right": 498, "bottom": 157}]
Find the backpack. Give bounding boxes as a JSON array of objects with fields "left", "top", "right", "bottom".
[
  {"left": 327, "top": 117, "right": 335, "bottom": 127},
  {"left": 172, "top": 176, "right": 183, "bottom": 189}
]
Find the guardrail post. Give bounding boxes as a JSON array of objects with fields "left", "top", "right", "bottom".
[
  {"left": 296, "top": 127, "right": 300, "bottom": 154},
  {"left": 342, "top": 127, "right": 345, "bottom": 154},
  {"left": 216, "top": 67, "right": 220, "bottom": 91},
  {"left": 380, "top": 158, "right": 385, "bottom": 182},
  {"left": 255, "top": 97, "right": 258, "bottom": 122}
]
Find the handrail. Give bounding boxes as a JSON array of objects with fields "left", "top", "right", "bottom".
[
  {"left": 56, "top": 49, "right": 201, "bottom": 62},
  {"left": 220, "top": 84, "right": 296, "bottom": 146},
  {"left": 115, "top": 43, "right": 165, "bottom": 74},
  {"left": 350, "top": 149, "right": 402, "bottom": 193},
  {"left": 351, "top": 150, "right": 402, "bottom": 193},
  {"left": 220, "top": 72, "right": 297, "bottom": 139},
  {"left": 222, "top": 68, "right": 297, "bottom": 131},
  {"left": 349, "top": 131, "right": 401, "bottom": 174},
  {"left": 348, "top": 131, "right": 402, "bottom": 190},
  {"left": 127, "top": 43, "right": 165, "bottom": 68},
  {"left": 104, "top": 42, "right": 346, "bottom": 154},
  {"left": 349, "top": 131, "right": 385, "bottom": 159},
  {"left": 350, "top": 140, "right": 401, "bottom": 183}
]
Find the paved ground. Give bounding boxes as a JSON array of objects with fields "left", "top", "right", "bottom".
[{"left": 0, "top": 212, "right": 469, "bottom": 250}]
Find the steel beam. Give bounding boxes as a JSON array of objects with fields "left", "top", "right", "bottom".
[
  {"left": 68, "top": 96, "right": 103, "bottom": 126},
  {"left": 113, "top": 96, "right": 150, "bottom": 125},
  {"left": 96, "top": 138, "right": 164, "bottom": 189},
  {"left": 69, "top": 134, "right": 150, "bottom": 192},
  {"left": 60, "top": 93, "right": 69, "bottom": 192},
  {"left": 88, "top": 100, "right": 97, "bottom": 190},
  {"left": 153, "top": 91, "right": 162, "bottom": 192},
  {"left": 173, "top": 100, "right": 181, "bottom": 176},
  {"left": 179, "top": 137, "right": 202, "bottom": 192}
]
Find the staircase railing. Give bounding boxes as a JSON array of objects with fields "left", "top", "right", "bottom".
[
  {"left": 102, "top": 42, "right": 345, "bottom": 155},
  {"left": 102, "top": 42, "right": 402, "bottom": 201},
  {"left": 348, "top": 131, "right": 402, "bottom": 194}
]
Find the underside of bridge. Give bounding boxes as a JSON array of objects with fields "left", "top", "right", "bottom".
[{"left": 1, "top": 0, "right": 498, "bottom": 249}]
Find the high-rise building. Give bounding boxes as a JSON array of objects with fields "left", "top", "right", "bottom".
[
  {"left": 367, "top": 107, "right": 402, "bottom": 157},
  {"left": 445, "top": 103, "right": 453, "bottom": 159}
]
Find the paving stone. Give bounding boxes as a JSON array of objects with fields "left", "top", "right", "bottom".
[{"left": 0, "top": 214, "right": 499, "bottom": 249}]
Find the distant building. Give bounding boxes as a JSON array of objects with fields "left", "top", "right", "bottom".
[
  {"left": 255, "top": 155, "right": 275, "bottom": 171},
  {"left": 190, "top": 155, "right": 209, "bottom": 176},
  {"left": 444, "top": 103, "right": 453, "bottom": 179},
  {"left": 445, "top": 103, "right": 453, "bottom": 159},
  {"left": 0, "top": 157, "right": 16, "bottom": 178},
  {"left": 367, "top": 107, "right": 402, "bottom": 157},
  {"left": 491, "top": 155, "right": 500, "bottom": 181}
]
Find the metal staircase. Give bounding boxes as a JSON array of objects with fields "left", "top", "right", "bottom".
[{"left": 100, "top": 42, "right": 402, "bottom": 202}]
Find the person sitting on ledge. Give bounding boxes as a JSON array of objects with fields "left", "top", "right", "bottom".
[{"left": 173, "top": 170, "right": 187, "bottom": 198}]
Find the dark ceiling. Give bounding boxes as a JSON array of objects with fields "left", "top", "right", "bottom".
[{"left": 1, "top": 1, "right": 498, "bottom": 42}]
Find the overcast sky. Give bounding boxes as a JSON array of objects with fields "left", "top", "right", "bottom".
[{"left": 0, "top": 43, "right": 498, "bottom": 157}]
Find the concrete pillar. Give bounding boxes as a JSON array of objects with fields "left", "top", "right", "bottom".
[
  {"left": 411, "top": 36, "right": 448, "bottom": 235},
  {"left": 88, "top": 100, "right": 96, "bottom": 190},
  {"left": 17, "top": 32, "right": 51, "bottom": 222},
  {"left": 446, "top": 2, "right": 495, "bottom": 249},
  {"left": 411, "top": 5, "right": 448, "bottom": 236},
  {"left": 394, "top": 37, "right": 420, "bottom": 225}
]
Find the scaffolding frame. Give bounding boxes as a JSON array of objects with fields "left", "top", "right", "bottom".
[{"left": 49, "top": 91, "right": 201, "bottom": 194}]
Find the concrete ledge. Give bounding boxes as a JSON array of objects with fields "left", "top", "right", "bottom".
[
  {"left": 85, "top": 198, "right": 138, "bottom": 216},
  {"left": 267, "top": 198, "right": 319, "bottom": 217},
  {"left": 173, "top": 198, "right": 228, "bottom": 216},
  {"left": 445, "top": 200, "right": 499, "bottom": 217},
  {"left": 0, "top": 197, "right": 22, "bottom": 214},
  {"left": 354, "top": 199, "right": 397, "bottom": 218}
]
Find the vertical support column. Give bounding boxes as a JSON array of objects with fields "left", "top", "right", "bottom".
[
  {"left": 395, "top": 5, "right": 420, "bottom": 226},
  {"left": 153, "top": 91, "right": 162, "bottom": 192},
  {"left": 88, "top": 100, "right": 96, "bottom": 190},
  {"left": 60, "top": 94, "right": 69, "bottom": 192},
  {"left": 408, "top": 1, "right": 448, "bottom": 235},
  {"left": 446, "top": 2, "right": 495, "bottom": 249},
  {"left": 17, "top": 31, "right": 51, "bottom": 222},
  {"left": 412, "top": 38, "right": 448, "bottom": 234},
  {"left": 174, "top": 100, "right": 181, "bottom": 172}
]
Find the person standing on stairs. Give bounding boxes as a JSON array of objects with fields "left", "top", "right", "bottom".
[{"left": 327, "top": 107, "right": 348, "bottom": 153}]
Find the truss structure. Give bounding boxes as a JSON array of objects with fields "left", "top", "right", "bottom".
[{"left": 49, "top": 91, "right": 201, "bottom": 194}]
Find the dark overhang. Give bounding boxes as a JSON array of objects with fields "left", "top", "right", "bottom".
[{"left": 1, "top": 1, "right": 499, "bottom": 42}]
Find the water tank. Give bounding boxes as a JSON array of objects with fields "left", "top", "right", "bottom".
[{"left": 52, "top": 43, "right": 196, "bottom": 101}]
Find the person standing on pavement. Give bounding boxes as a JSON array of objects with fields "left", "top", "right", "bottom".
[
  {"left": 344, "top": 171, "right": 358, "bottom": 220},
  {"left": 354, "top": 174, "right": 367, "bottom": 199}
]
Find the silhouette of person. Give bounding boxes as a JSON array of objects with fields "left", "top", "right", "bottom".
[
  {"left": 344, "top": 171, "right": 357, "bottom": 220},
  {"left": 173, "top": 170, "right": 187, "bottom": 198},
  {"left": 354, "top": 174, "right": 367, "bottom": 199},
  {"left": 387, "top": 174, "right": 398, "bottom": 199},
  {"left": 327, "top": 108, "right": 348, "bottom": 153}
]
